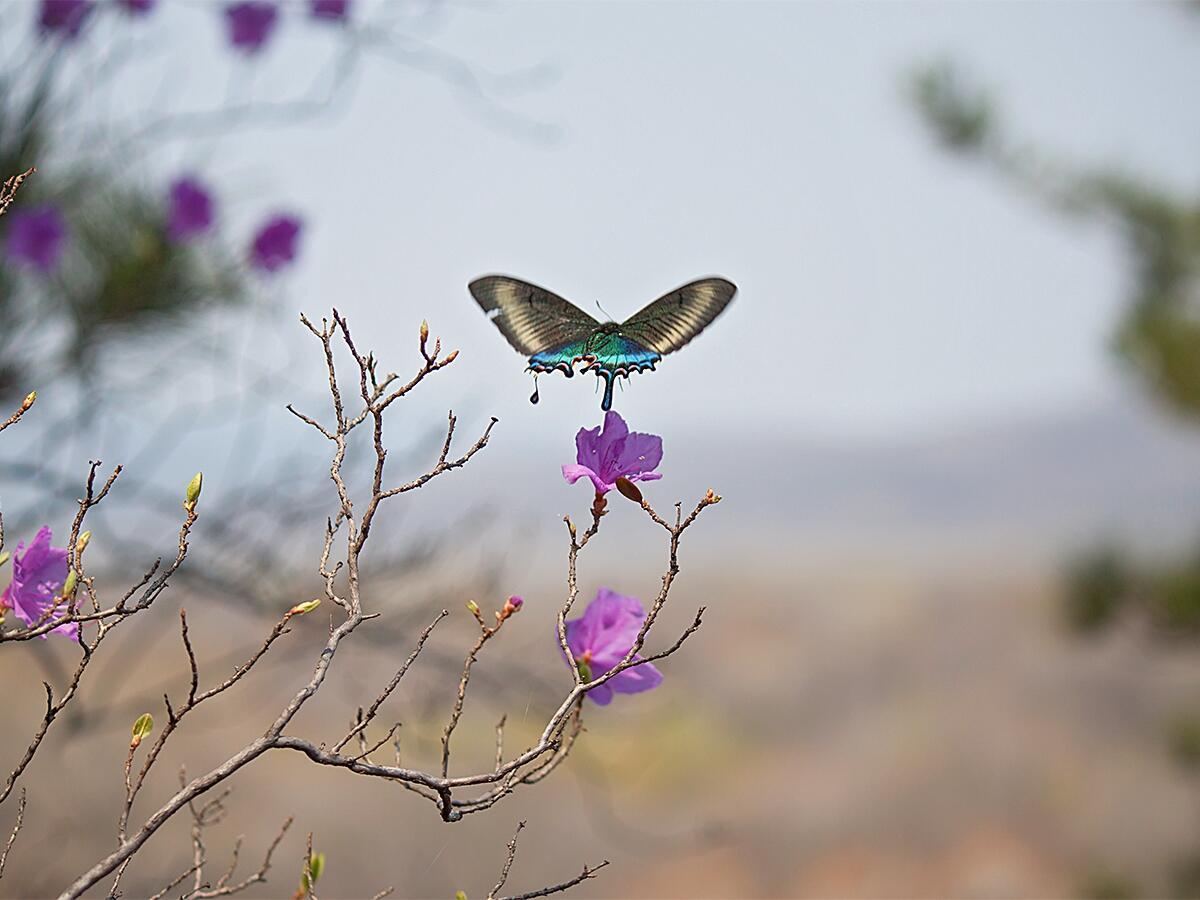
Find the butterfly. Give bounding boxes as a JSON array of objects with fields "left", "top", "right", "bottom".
[{"left": 468, "top": 275, "right": 737, "bottom": 410}]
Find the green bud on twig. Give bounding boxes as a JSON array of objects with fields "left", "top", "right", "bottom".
[
  {"left": 288, "top": 599, "right": 322, "bottom": 617},
  {"left": 300, "top": 851, "right": 325, "bottom": 892},
  {"left": 62, "top": 568, "right": 78, "bottom": 600},
  {"left": 76, "top": 530, "right": 91, "bottom": 554},
  {"left": 130, "top": 713, "right": 154, "bottom": 749},
  {"left": 455, "top": 892, "right": 468, "bottom": 900},
  {"left": 21, "top": 391, "right": 36, "bottom": 412},
  {"left": 576, "top": 658, "right": 592, "bottom": 683},
  {"left": 184, "top": 472, "right": 203, "bottom": 511}
]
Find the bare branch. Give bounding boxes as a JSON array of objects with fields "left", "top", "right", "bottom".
[
  {"left": 489, "top": 820, "right": 525, "bottom": 899},
  {"left": 0, "top": 789, "right": 26, "bottom": 883},
  {"left": 0, "top": 167, "right": 35, "bottom": 219}
]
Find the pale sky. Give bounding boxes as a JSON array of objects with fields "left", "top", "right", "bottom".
[{"left": 61, "top": 0, "right": 1200, "bottom": 448}]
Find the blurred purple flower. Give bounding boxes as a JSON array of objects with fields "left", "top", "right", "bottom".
[
  {"left": 563, "top": 588, "right": 662, "bottom": 706},
  {"left": 38, "top": 0, "right": 92, "bottom": 39},
  {"left": 167, "top": 177, "right": 214, "bottom": 241},
  {"left": 5, "top": 205, "right": 67, "bottom": 274},
  {"left": 1, "top": 527, "right": 78, "bottom": 640},
  {"left": 224, "top": 2, "right": 278, "bottom": 53},
  {"left": 562, "top": 410, "right": 662, "bottom": 495},
  {"left": 250, "top": 214, "right": 302, "bottom": 272},
  {"left": 118, "top": 0, "right": 156, "bottom": 15},
  {"left": 310, "top": 0, "right": 349, "bottom": 22}
]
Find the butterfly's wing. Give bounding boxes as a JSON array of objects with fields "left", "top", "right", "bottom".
[
  {"left": 619, "top": 277, "right": 737, "bottom": 355},
  {"left": 468, "top": 275, "right": 599, "bottom": 358}
]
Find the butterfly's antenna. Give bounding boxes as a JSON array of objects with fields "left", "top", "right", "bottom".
[{"left": 595, "top": 299, "right": 614, "bottom": 320}]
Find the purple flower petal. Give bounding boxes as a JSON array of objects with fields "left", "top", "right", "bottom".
[
  {"left": 586, "top": 682, "right": 615, "bottom": 706},
  {"left": 561, "top": 587, "right": 663, "bottom": 706},
  {"left": 581, "top": 588, "right": 646, "bottom": 660},
  {"left": 564, "top": 411, "right": 662, "bottom": 496},
  {"left": 167, "top": 177, "right": 215, "bottom": 241},
  {"left": 39, "top": 0, "right": 92, "bottom": 39},
  {"left": 310, "top": 0, "right": 349, "bottom": 21},
  {"left": 5, "top": 205, "right": 67, "bottom": 274},
  {"left": 249, "top": 214, "right": 302, "bottom": 272},
  {"left": 3, "top": 527, "right": 76, "bottom": 640},
  {"left": 609, "top": 660, "right": 663, "bottom": 695},
  {"left": 224, "top": 2, "right": 277, "bottom": 53}
]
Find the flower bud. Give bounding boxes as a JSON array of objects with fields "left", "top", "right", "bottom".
[
  {"left": 76, "top": 530, "right": 91, "bottom": 554},
  {"left": 466, "top": 599, "right": 480, "bottom": 616},
  {"left": 62, "top": 568, "right": 78, "bottom": 600},
  {"left": 130, "top": 713, "right": 154, "bottom": 749},
  {"left": 300, "top": 851, "right": 325, "bottom": 892},
  {"left": 615, "top": 477, "right": 643, "bottom": 503},
  {"left": 21, "top": 391, "right": 36, "bottom": 412},
  {"left": 705, "top": 488, "right": 722, "bottom": 504},
  {"left": 455, "top": 892, "right": 468, "bottom": 900},
  {"left": 507, "top": 595, "right": 523, "bottom": 611},
  {"left": 184, "top": 472, "right": 203, "bottom": 511},
  {"left": 444, "top": 349, "right": 459, "bottom": 364},
  {"left": 288, "top": 599, "right": 321, "bottom": 616},
  {"left": 576, "top": 658, "right": 593, "bottom": 683},
  {"left": 420, "top": 320, "right": 429, "bottom": 344}
]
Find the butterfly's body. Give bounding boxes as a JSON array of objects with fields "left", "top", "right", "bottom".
[{"left": 469, "top": 275, "right": 735, "bottom": 410}]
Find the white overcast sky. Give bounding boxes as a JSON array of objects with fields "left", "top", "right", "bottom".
[{"left": 74, "top": 1, "right": 1200, "bottom": 443}]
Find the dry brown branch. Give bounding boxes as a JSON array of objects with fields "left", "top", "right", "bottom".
[
  {"left": 486, "top": 820, "right": 608, "bottom": 900},
  {"left": 489, "top": 820, "right": 526, "bottom": 899},
  {"left": 52, "top": 312, "right": 716, "bottom": 899},
  {"left": 0, "top": 391, "right": 37, "bottom": 437},
  {"left": 441, "top": 597, "right": 521, "bottom": 778},
  {"left": 333, "top": 609, "right": 448, "bottom": 753},
  {"left": 0, "top": 789, "right": 25, "bottom": 884},
  {"left": 0, "top": 167, "right": 34, "bottom": 219}
]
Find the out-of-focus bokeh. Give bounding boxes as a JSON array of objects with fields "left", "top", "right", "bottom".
[{"left": 2, "top": 1, "right": 1200, "bottom": 897}]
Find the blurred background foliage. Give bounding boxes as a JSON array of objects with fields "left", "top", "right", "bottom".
[
  {"left": 911, "top": 46, "right": 1200, "bottom": 898},
  {"left": 910, "top": 59, "right": 1200, "bottom": 634}
]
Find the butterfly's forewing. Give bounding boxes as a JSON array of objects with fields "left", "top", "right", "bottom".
[
  {"left": 619, "top": 277, "right": 737, "bottom": 355},
  {"left": 468, "top": 275, "right": 599, "bottom": 357}
]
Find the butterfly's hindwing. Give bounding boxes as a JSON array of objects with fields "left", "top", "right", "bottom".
[
  {"left": 619, "top": 277, "right": 737, "bottom": 355},
  {"left": 469, "top": 275, "right": 599, "bottom": 356}
]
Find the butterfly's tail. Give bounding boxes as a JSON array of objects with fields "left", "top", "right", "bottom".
[{"left": 599, "top": 372, "right": 615, "bottom": 411}]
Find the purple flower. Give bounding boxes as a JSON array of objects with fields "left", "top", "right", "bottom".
[
  {"left": 250, "top": 214, "right": 302, "bottom": 272},
  {"left": 167, "top": 177, "right": 214, "bottom": 241},
  {"left": 562, "top": 410, "right": 663, "bottom": 495},
  {"left": 310, "top": 0, "right": 349, "bottom": 22},
  {"left": 5, "top": 205, "right": 67, "bottom": 274},
  {"left": 224, "top": 2, "right": 278, "bottom": 53},
  {"left": 118, "top": 0, "right": 156, "bottom": 15},
  {"left": 1, "top": 527, "right": 77, "bottom": 640},
  {"left": 38, "top": 0, "right": 92, "bottom": 39},
  {"left": 563, "top": 588, "right": 662, "bottom": 706}
]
